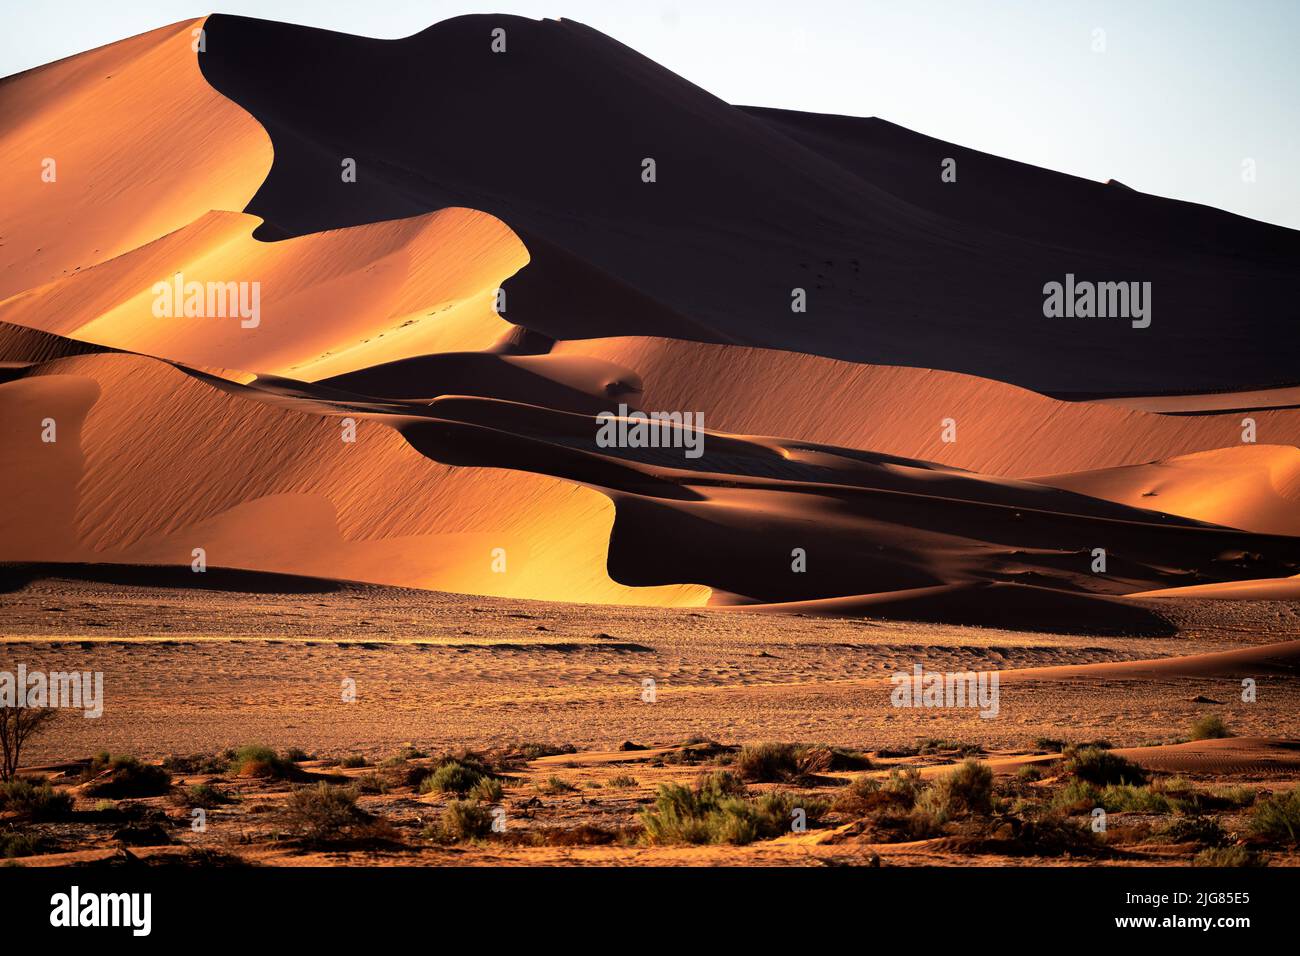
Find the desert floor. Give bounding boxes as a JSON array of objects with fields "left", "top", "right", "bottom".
[{"left": 3, "top": 572, "right": 1299, "bottom": 866}]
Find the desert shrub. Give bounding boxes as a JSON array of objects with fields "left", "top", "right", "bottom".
[
  {"left": 339, "top": 755, "right": 368, "bottom": 769},
  {"left": 918, "top": 738, "right": 983, "bottom": 757},
  {"left": 284, "top": 783, "right": 364, "bottom": 841},
  {"left": 641, "top": 775, "right": 824, "bottom": 846},
  {"left": 1051, "top": 778, "right": 1102, "bottom": 813},
  {"left": 437, "top": 800, "right": 495, "bottom": 842},
  {"left": 227, "top": 745, "right": 296, "bottom": 780},
  {"left": 283, "top": 747, "right": 312, "bottom": 763},
  {"left": 735, "top": 743, "right": 800, "bottom": 782},
  {"left": 1098, "top": 784, "right": 1174, "bottom": 814},
  {"left": 1063, "top": 747, "right": 1147, "bottom": 786},
  {"left": 881, "top": 768, "right": 925, "bottom": 809},
  {"left": 0, "top": 830, "right": 37, "bottom": 858},
  {"left": 832, "top": 775, "right": 883, "bottom": 814},
  {"left": 82, "top": 755, "right": 172, "bottom": 798},
  {"left": 1033, "top": 737, "right": 1066, "bottom": 752},
  {"left": 1249, "top": 789, "right": 1300, "bottom": 845},
  {"left": 1189, "top": 714, "right": 1233, "bottom": 741},
  {"left": 605, "top": 774, "right": 638, "bottom": 789},
  {"left": 1161, "top": 815, "right": 1229, "bottom": 846},
  {"left": 500, "top": 742, "right": 576, "bottom": 762},
  {"left": 1194, "top": 846, "right": 1257, "bottom": 867},
  {"left": 185, "top": 783, "right": 233, "bottom": 808},
  {"left": 914, "top": 759, "right": 993, "bottom": 822},
  {"left": 0, "top": 777, "right": 72, "bottom": 820},
  {"left": 537, "top": 775, "right": 577, "bottom": 795},
  {"left": 1009, "top": 813, "right": 1100, "bottom": 855},
  {"left": 0, "top": 706, "right": 58, "bottom": 782},
  {"left": 161, "top": 753, "right": 230, "bottom": 775},
  {"left": 419, "top": 760, "right": 486, "bottom": 796},
  {"left": 1016, "top": 764, "right": 1045, "bottom": 782},
  {"left": 471, "top": 777, "right": 503, "bottom": 802}
]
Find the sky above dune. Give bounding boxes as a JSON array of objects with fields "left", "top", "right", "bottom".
[{"left": 2, "top": 0, "right": 1297, "bottom": 230}]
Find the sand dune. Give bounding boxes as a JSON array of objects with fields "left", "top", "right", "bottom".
[
  {"left": 0, "top": 17, "right": 271, "bottom": 300},
  {"left": 1034, "top": 445, "right": 1300, "bottom": 536},
  {"left": 553, "top": 337, "right": 1300, "bottom": 478},
  {"left": 193, "top": 13, "right": 1300, "bottom": 395},
  {"left": 0, "top": 208, "right": 526, "bottom": 380},
  {"left": 0, "top": 351, "right": 704, "bottom": 606}
]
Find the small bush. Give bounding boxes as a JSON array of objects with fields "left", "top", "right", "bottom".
[
  {"left": 0, "top": 830, "right": 38, "bottom": 858},
  {"left": 537, "top": 775, "right": 577, "bottom": 795},
  {"left": 0, "top": 778, "right": 72, "bottom": 821},
  {"left": 641, "top": 773, "right": 824, "bottom": 846},
  {"left": 1249, "top": 789, "right": 1300, "bottom": 845},
  {"left": 1194, "top": 846, "right": 1257, "bottom": 867},
  {"left": 284, "top": 783, "right": 364, "bottom": 841},
  {"left": 736, "top": 743, "right": 799, "bottom": 782},
  {"left": 1016, "top": 764, "right": 1045, "bottom": 782},
  {"left": 161, "top": 753, "right": 229, "bottom": 775},
  {"left": 339, "top": 755, "right": 368, "bottom": 769},
  {"left": 1098, "top": 784, "right": 1173, "bottom": 814},
  {"left": 501, "top": 742, "right": 576, "bottom": 762},
  {"left": 185, "top": 783, "right": 233, "bottom": 808},
  {"left": 605, "top": 774, "right": 638, "bottom": 789},
  {"left": 82, "top": 755, "right": 172, "bottom": 798},
  {"left": 283, "top": 747, "right": 312, "bottom": 763},
  {"left": 1063, "top": 747, "right": 1147, "bottom": 786},
  {"left": 1161, "top": 815, "right": 1229, "bottom": 846},
  {"left": 915, "top": 759, "right": 993, "bottom": 822},
  {"left": 227, "top": 745, "right": 296, "bottom": 780},
  {"left": 1052, "top": 778, "right": 1102, "bottom": 813},
  {"left": 471, "top": 777, "right": 503, "bottom": 802},
  {"left": 438, "top": 800, "right": 495, "bottom": 842},
  {"left": 419, "top": 761, "right": 485, "bottom": 796},
  {"left": 1189, "top": 714, "right": 1232, "bottom": 741}
]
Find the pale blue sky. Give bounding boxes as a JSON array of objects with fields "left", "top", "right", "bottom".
[{"left": 4, "top": 1, "right": 1298, "bottom": 229}]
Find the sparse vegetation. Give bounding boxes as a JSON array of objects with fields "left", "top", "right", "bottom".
[
  {"left": 1194, "top": 846, "right": 1257, "bottom": 867},
  {"left": 0, "top": 706, "right": 58, "bottom": 782},
  {"left": 1249, "top": 789, "right": 1300, "bottom": 845},
  {"left": 606, "top": 774, "right": 638, "bottom": 789},
  {"left": 437, "top": 799, "right": 495, "bottom": 842},
  {"left": 420, "top": 760, "right": 487, "bottom": 796},
  {"left": 914, "top": 759, "right": 994, "bottom": 823},
  {"left": 471, "top": 777, "right": 503, "bottom": 802},
  {"left": 339, "top": 754, "right": 368, "bottom": 769},
  {"left": 0, "top": 777, "right": 72, "bottom": 820},
  {"left": 82, "top": 754, "right": 172, "bottom": 797},
  {"left": 1062, "top": 747, "right": 1147, "bottom": 786},
  {"left": 1189, "top": 714, "right": 1233, "bottom": 741},
  {"left": 227, "top": 745, "right": 297, "bottom": 780},
  {"left": 537, "top": 775, "right": 577, "bottom": 795},
  {"left": 641, "top": 771, "right": 825, "bottom": 845},
  {"left": 283, "top": 782, "right": 367, "bottom": 841}
]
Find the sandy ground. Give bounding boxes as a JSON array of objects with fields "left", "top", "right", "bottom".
[{"left": 5, "top": 576, "right": 1299, "bottom": 761}]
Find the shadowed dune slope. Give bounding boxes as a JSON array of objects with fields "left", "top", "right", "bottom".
[
  {"left": 0, "top": 17, "right": 272, "bottom": 301},
  {"left": 196, "top": 13, "right": 1300, "bottom": 395}
]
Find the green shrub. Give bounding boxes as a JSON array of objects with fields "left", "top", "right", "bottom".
[
  {"left": 0, "top": 778, "right": 72, "bottom": 820},
  {"left": 339, "top": 755, "right": 368, "bottom": 769},
  {"left": 735, "top": 743, "right": 799, "bottom": 782},
  {"left": 1249, "top": 789, "right": 1300, "bottom": 844},
  {"left": 1194, "top": 846, "right": 1257, "bottom": 867},
  {"left": 1161, "top": 815, "right": 1229, "bottom": 846},
  {"left": 185, "top": 783, "right": 233, "bottom": 808},
  {"left": 1063, "top": 747, "right": 1147, "bottom": 786},
  {"left": 227, "top": 745, "right": 296, "bottom": 780},
  {"left": 537, "top": 775, "right": 577, "bottom": 795},
  {"left": 914, "top": 759, "right": 993, "bottom": 822},
  {"left": 1189, "top": 715, "right": 1232, "bottom": 741},
  {"left": 419, "top": 761, "right": 485, "bottom": 796},
  {"left": 0, "top": 830, "right": 37, "bottom": 858},
  {"left": 439, "top": 800, "right": 495, "bottom": 842},
  {"left": 471, "top": 777, "right": 503, "bottom": 802},
  {"left": 284, "top": 783, "right": 364, "bottom": 841},
  {"left": 1098, "top": 784, "right": 1173, "bottom": 814},
  {"left": 82, "top": 755, "right": 172, "bottom": 798},
  {"left": 641, "top": 773, "right": 825, "bottom": 846}
]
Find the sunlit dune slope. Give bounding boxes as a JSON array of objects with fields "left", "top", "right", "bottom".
[
  {"left": 1034, "top": 445, "right": 1300, "bottom": 537},
  {"left": 551, "top": 337, "right": 1300, "bottom": 478},
  {"left": 0, "top": 209, "right": 526, "bottom": 380},
  {"left": 0, "top": 17, "right": 272, "bottom": 300},
  {"left": 0, "top": 352, "right": 704, "bottom": 606}
]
